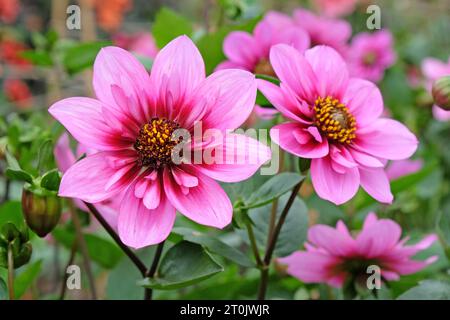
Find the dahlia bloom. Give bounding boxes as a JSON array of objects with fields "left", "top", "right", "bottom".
[
  {"left": 347, "top": 30, "right": 396, "bottom": 82},
  {"left": 312, "top": 0, "right": 358, "bottom": 18},
  {"left": 216, "top": 12, "right": 310, "bottom": 76},
  {"left": 279, "top": 212, "right": 438, "bottom": 288},
  {"left": 49, "top": 36, "right": 270, "bottom": 248},
  {"left": 421, "top": 56, "right": 450, "bottom": 121},
  {"left": 293, "top": 9, "right": 351, "bottom": 56},
  {"left": 386, "top": 159, "right": 423, "bottom": 181},
  {"left": 113, "top": 32, "right": 158, "bottom": 59},
  {"left": 54, "top": 133, "right": 119, "bottom": 230},
  {"left": 258, "top": 44, "right": 418, "bottom": 205}
]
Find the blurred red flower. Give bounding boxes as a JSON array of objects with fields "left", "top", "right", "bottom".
[
  {"left": 0, "top": 39, "right": 31, "bottom": 69},
  {"left": 0, "top": 0, "right": 20, "bottom": 23},
  {"left": 4, "top": 79, "right": 32, "bottom": 109},
  {"left": 91, "top": 0, "right": 133, "bottom": 32}
]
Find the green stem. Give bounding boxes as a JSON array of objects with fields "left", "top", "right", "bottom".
[
  {"left": 245, "top": 220, "right": 263, "bottom": 267},
  {"left": 144, "top": 241, "right": 165, "bottom": 300},
  {"left": 7, "top": 243, "right": 14, "bottom": 300}
]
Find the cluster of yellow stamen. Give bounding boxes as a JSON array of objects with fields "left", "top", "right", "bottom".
[
  {"left": 134, "top": 118, "right": 182, "bottom": 168},
  {"left": 314, "top": 96, "right": 356, "bottom": 144}
]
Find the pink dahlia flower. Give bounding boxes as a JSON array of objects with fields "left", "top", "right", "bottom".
[
  {"left": 49, "top": 36, "right": 271, "bottom": 248},
  {"left": 421, "top": 56, "right": 450, "bottom": 121},
  {"left": 113, "top": 32, "right": 158, "bottom": 59},
  {"left": 312, "top": 0, "right": 358, "bottom": 18},
  {"left": 293, "top": 9, "right": 351, "bottom": 56},
  {"left": 386, "top": 159, "right": 423, "bottom": 181},
  {"left": 258, "top": 44, "right": 418, "bottom": 205},
  {"left": 216, "top": 12, "right": 310, "bottom": 76},
  {"left": 279, "top": 212, "right": 438, "bottom": 288},
  {"left": 347, "top": 30, "right": 396, "bottom": 82},
  {"left": 54, "top": 133, "right": 120, "bottom": 230}
]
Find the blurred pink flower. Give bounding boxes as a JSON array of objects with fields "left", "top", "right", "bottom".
[
  {"left": 421, "top": 56, "right": 450, "bottom": 121},
  {"left": 216, "top": 12, "right": 310, "bottom": 75},
  {"left": 4, "top": 79, "right": 32, "bottom": 109},
  {"left": 312, "top": 0, "right": 358, "bottom": 18},
  {"left": 258, "top": 44, "right": 418, "bottom": 205},
  {"left": 279, "top": 212, "right": 438, "bottom": 288},
  {"left": 0, "top": 0, "right": 20, "bottom": 23},
  {"left": 54, "top": 133, "right": 120, "bottom": 230},
  {"left": 386, "top": 159, "right": 423, "bottom": 181},
  {"left": 113, "top": 32, "right": 158, "bottom": 59},
  {"left": 49, "top": 36, "right": 270, "bottom": 248},
  {"left": 347, "top": 30, "right": 396, "bottom": 82},
  {"left": 293, "top": 9, "right": 351, "bottom": 56}
]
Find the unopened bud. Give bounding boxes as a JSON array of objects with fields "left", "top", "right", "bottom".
[
  {"left": 0, "top": 223, "right": 32, "bottom": 269},
  {"left": 21, "top": 185, "right": 62, "bottom": 237},
  {"left": 432, "top": 76, "right": 450, "bottom": 111}
]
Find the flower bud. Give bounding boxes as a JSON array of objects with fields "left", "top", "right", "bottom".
[
  {"left": 21, "top": 184, "right": 62, "bottom": 237},
  {"left": 0, "top": 222, "right": 32, "bottom": 269},
  {"left": 432, "top": 75, "right": 450, "bottom": 111}
]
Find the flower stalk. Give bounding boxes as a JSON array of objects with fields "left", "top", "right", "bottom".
[{"left": 7, "top": 243, "right": 14, "bottom": 300}]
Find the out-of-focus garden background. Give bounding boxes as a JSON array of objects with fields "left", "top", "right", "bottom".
[{"left": 0, "top": 0, "right": 449, "bottom": 300}]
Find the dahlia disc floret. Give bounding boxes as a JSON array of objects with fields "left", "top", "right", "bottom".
[
  {"left": 49, "top": 36, "right": 271, "bottom": 249},
  {"left": 279, "top": 212, "right": 438, "bottom": 288},
  {"left": 258, "top": 44, "right": 418, "bottom": 205}
]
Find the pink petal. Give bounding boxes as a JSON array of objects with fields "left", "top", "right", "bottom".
[
  {"left": 356, "top": 219, "right": 402, "bottom": 258},
  {"left": 384, "top": 257, "right": 437, "bottom": 275},
  {"left": 359, "top": 166, "right": 393, "bottom": 204},
  {"left": 386, "top": 159, "right": 423, "bottom": 180},
  {"left": 54, "top": 133, "right": 76, "bottom": 173},
  {"left": 355, "top": 118, "right": 418, "bottom": 160},
  {"left": 49, "top": 97, "right": 131, "bottom": 151},
  {"left": 118, "top": 184, "right": 176, "bottom": 249},
  {"left": 270, "top": 44, "right": 318, "bottom": 103},
  {"left": 278, "top": 251, "right": 342, "bottom": 285},
  {"left": 308, "top": 224, "right": 356, "bottom": 256},
  {"left": 214, "top": 60, "right": 247, "bottom": 71},
  {"left": 223, "top": 31, "right": 260, "bottom": 68},
  {"left": 275, "top": 26, "right": 311, "bottom": 53},
  {"left": 93, "top": 46, "right": 151, "bottom": 123},
  {"left": 150, "top": 35, "right": 205, "bottom": 118},
  {"left": 381, "top": 270, "right": 400, "bottom": 281},
  {"left": 349, "top": 148, "right": 384, "bottom": 168},
  {"left": 304, "top": 45, "right": 349, "bottom": 100},
  {"left": 194, "top": 133, "right": 271, "bottom": 183},
  {"left": 271, "top": 123, "right": 329, "bottom": 159},
  {"left": 163, "top": 168, "right": 232, "bottom": 228},
  {"left": 433, "top": 105, "right": 450, "bottom": 121},
  {"left": 310, "top": 156, "right": 360, "bottom": 205},
  {"left": 193, "top": 69, "right": 257, "bottom": 131},
  {"left": 59, "top": 152, "right": 138, "bottom": 203},
  {"left": 363, "top": 212, "right": 378, "bottom": 229},
  {"left": 343, "top": 78, "right": 383, "bottom": 126}
]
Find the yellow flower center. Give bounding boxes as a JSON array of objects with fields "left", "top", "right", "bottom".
[
  {"left": 314, "top": 96, "right": 356, "bottom": 144},
  {"left": 134, "top": 118, "right": 182, "bottom": 168}
]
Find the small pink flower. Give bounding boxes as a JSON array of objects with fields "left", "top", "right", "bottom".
[
  {"left": 312, "top": 0, "right": 358, "bottom": 18},
  {"left": 54, "top": 133, "right": 120, "bottom": 230},
  {"left": 279, "top": 212, "right": 438, "bottom": 288},
  {"left": 258, "top": 44, "right": 418, "bottom": 205},
  {"left": 293, "top": 9, "right": 351, "bottom": 56},
  {"left": 216, "top": 12, "right": 310, "bottom": 76},
  {"left": 421, "top": 56, "right": 450, "bottom": 121},
  {"left": 386, "top": 159, "right": 423, "bottom": 181},
  {"left": 113, "top": 32, "right": 158, "bottom": 59},
  {"left": 50, "top": 36, "right": 270, "bottom": 249},
  {"left": 347, "top": 30, "right": 396, "bottom": 82}
]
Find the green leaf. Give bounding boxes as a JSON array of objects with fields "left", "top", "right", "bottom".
[
  {"left": 5, "top": 168, "right": 33, "bottom": 184},
  {"left": 14, "top": 260, "right": 42, "bottom": 299},
  {"left": 0, "top": 201, "right": 26, "bottom": 230},
  {"left": 0, "top": 277, "right": 7, "bottom": 300},
  {"left": 244, "top": 172, "right": 304, "bottom": 209},
  {"left": 152, "top": 8, "right": 193, "bottom": 48},
  {"left": 37, "top": 139, "right": 54, "bottom": 174},
  {"left": 63, "top": 41, "right": 111, "bottom": 75},
  {"left": 397, "top": 280, "right": 450, "bottom": 300},
  {"left": 21, "top": 51, "right": 53, "bottom": 66},
  {"left": 171, "top": 228, "right": 254, "bottom": 267},
  {"left": 40, "top": 169, "right": 61, "bottom": 191},
  {"left": 255, "top": 74, "right": 280, "bottom": 85},
  {"left": 139, "top": 241, "right": 223, "bottom": 290},
  {"left": 52, "top": 228, "right": 123, "bottom": 269},
  {"left": 244, "top": 193, "right": 309, "bottom": 257}
]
